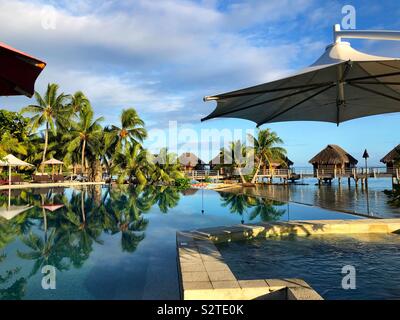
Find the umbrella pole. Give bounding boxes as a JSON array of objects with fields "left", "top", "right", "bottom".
[
  {"left": 8, "top": 165, "right": 11, "bottom": 186},
  {"left": 8, "top": 188, "right": 11, "bottom": 210}
]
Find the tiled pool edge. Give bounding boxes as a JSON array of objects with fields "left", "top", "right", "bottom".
[{"left": 177, "top": 218, "right": 400, "bottom": 300}]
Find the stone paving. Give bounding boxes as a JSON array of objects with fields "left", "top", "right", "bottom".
[{"left": 177, "top": 218, "right": 400, "bottom": 300}]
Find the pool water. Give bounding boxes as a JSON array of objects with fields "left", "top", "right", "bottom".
[
  {"left": 217, "top": 234, "right": 400, "bottom": 300},
  {"left": 0, "top": 185, "right": 358, "bottom": 300},
  {"left": 238, "top": 178, "right": 400, "bottom": 218}
]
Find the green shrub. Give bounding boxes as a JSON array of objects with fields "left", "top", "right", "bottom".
[{"left": 175, "top": 178, "right": 191, "bottom": 190}]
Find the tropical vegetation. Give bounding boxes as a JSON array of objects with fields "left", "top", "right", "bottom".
[{"left": 0, "top": 83, "right": 287, "bottom": 185}]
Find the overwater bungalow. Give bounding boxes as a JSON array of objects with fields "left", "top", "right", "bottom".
[
  {"left": 309, "top": 145, "right": 358, "bottom": 182},
  {"left": 380, "top": 144, "right": 400, "bottom": 173},
  {"left": 178, "top": 152, "right": 206, "bottom": 172},
  {"left": 209, "top": 151, "right": 233, "bottom": 176}
]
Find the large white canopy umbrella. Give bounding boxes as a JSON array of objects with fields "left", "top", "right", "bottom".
[
  {"left": 202, "top": 25, "right": 400, "bottom": 126},
  {"left": 0, "top": 154, "right": 33, "bottom": 185}
]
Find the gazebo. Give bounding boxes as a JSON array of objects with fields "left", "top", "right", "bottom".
[
  {"left": 42, "top": 158, "right": 64, "bottom": 176},
  {"left": 380, "top": 144, "right": 400, "bottom": 173}
]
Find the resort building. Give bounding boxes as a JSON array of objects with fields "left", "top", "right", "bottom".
[
  {"left": 309, "top": 145, "right": 358, "bottom": 181},
  {"left": 209, "top": 150, "right": 233, "bottom": 176},
  {"left": 178, "top": 152, "right": 206, "bottom": 172},
  {"left": 381, "top": 144, "right": 400, "bottom": 173}
]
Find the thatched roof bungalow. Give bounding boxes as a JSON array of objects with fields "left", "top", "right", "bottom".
[
  {"left": 380, "top": 144, "right": 400, "bottom": 170},
  {"left": 309, "top": 145, "right": 358, "bottom": 175},
  {"left": 178, "top": 152, "right": 205, "bottom": 171}
]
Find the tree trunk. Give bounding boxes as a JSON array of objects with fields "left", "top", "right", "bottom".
[
  {"left": 237, "top": 166, "right": 247, "bottom": 183},
  {"left": 42, "top": 122, "right": 49, "bottom": 173},
  {"left": 81, "top": 139, "right": 86, "bottom": 176},
  {"left": 81, "top": 190, "right": 86, "bottom": 223},
  {"left": 88, "top": 159, "right": 102, "bottom": 182},
  {"left": 251, "top": 160, "right": 262, "bottom": 184}
]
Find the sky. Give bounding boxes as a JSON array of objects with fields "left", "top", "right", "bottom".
[{"left": 1, "top": 0, "right": 400, "bottom": 166}]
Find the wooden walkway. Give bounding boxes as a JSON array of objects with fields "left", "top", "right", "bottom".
[{"left": 188, "top": 167, "right": 400, "bottom": 185}]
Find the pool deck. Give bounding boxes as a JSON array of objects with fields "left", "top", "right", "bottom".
[
  {"left": 176, "top": 218, "right": 400, "bottom": 300},
  {"left": 0, "top": 181, "right": 105, "bottom": 190}
]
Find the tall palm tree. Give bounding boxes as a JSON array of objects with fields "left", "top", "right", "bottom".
[
  {"left": 248, "top": 129, "right": 287, "bottom": 184},
  {"left": 226, "top": 140, "right": 250, "bottom": 183},
  {"left": 0, "top": 132, "right": 28, "bottom": 158},
  {"left": 105, "top": 108, "right": 147, "bottom": 153},
  {"left": 112, "top": 143, "right": 151, "bottom": 185},
  {"left": 65, "top": 104, "right": 104, "bottom": 175},
  {"left": 21, "top": 83, "right": 70, "bottom": 163},
  {"left": 68, "top": 91, "right": 90, "bottom": 114},
  {"left": 150, "top": 148, "right": 184, "bottom": 184}
]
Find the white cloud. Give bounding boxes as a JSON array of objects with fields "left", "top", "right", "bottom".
[{"left": 0, "top": 0, "right": 325, "bottom": 130}]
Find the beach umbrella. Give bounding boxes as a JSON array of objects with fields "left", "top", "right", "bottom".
[
  {"left": 202, "top": 25, "right": 400, "bottom": 126},
  {"left": 40, "top": 204, "right": 65, "bottom": 212},
  {"left": 42, "top": 158, "right": 64, "bottom": 176},
  {"left": 0, "top": 41, "right": 46, "bottom": 97},
  {"left": 0, "top": 154, "right": 34, "bottom": 185}
]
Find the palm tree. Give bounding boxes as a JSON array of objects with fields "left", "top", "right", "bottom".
[
  {"left": 248, "top": 129, "right": 287, "bottom": 184},
  {"left": 105, "top": 108, "right": 147, "bottom": 153},
  {"left": 112, "top": 143, "right": 151, "bottom": 185},
  {"left": 68, "top": 91, "right": 90, "bottom": 114},
  {"left": 226, "top": 140, "right": 250, "bottom": 183},
  {"left": 65, "top": 104, "right": 104, "bottom": 175},
  {"left": 0, "top": 132, "right": 28, "bottom": 158},
  {"left": 150, "top": 148, "right": 184, "bottom": 184},
  {"left": 21, "top": 83, "right": 70, "bottom": 164}
]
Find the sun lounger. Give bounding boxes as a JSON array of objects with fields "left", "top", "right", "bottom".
[
  {"left": 11, "top": 176, "right": 24, "bottom": 184},
  {"left": 52, "top": 174, "right": 64, "bottom": 182},
  {"left": 32, "top": 174, "right": 52, "bottom": 183}
]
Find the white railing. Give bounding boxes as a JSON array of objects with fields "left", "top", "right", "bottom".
[{"left": 188, "top": 170, "right": 220, "bottom": 178}]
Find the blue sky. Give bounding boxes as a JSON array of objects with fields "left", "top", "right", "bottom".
[{"left": 1, "top": 0, "right": 400, "bottom": 166}]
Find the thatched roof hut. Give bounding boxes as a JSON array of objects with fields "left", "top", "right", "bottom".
[
  {"left": 209, "top": 150, "right": 233, "bottom": 167},
  {"left": 270, "top": 156, "right": 293, "bottom": 168},
  {"left": 309, "top": 145, "right": 358, "bottom": 170},
  {"left": 178, "top": 152, "right": 205, "bottom": 169},
  {"left": 381, "top": 144, "right": 400, "bottom": 168}
]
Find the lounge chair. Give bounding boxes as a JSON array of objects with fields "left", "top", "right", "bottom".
[
  {"left": 11, "top": 175, "right": 24, "bottom": 184},
  {"left": 52, "top": 174, "right": 64, "bottom": 182},
  {"left": 32, "top": 174, "right": 52, "bottom": 183}
]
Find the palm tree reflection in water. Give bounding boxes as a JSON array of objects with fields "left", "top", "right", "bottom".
[
  {"left": 219, "top": 192, "right": 286, "bottom": 224},
  {"left": 0, "top": 185, "right": 285, "bottom": 299},
  {"left": 1, "top": 185, "right": 184, "bottom": 299}
]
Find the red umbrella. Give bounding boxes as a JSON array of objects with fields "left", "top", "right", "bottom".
[{"left": 0, "top": 41, "right": 46, "bottom": 97}]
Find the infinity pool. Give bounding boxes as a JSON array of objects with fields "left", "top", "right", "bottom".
[
  {"left": 217, "top": 234, "right": 400, "bottom": 300},
  {"left": 0, "top": 185, "right": 365, "bottom": 300}
]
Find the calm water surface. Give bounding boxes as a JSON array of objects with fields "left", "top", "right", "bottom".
[
  {"left": 217, "top": 234, "right": 400, "bottom": 300},
  {"left": 0, "top": 187, "right": 360, "bottom": 299},
  {"left": 237, "top": 178, "right": 400, "bottom": 218},
  {"left": 0, "top": 185, "right": 360, "bottom": 300}
]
